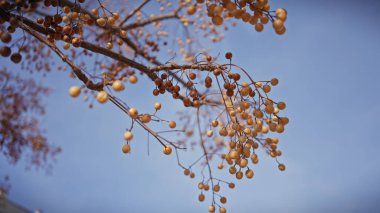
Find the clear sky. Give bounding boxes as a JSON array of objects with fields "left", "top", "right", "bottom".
[{"left": 1, "top": 0, "right": 380, "bottom": 212}]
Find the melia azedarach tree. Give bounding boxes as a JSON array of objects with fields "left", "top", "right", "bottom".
[{"left": 0, "top": 0, "right": 289, "bottom": 211}]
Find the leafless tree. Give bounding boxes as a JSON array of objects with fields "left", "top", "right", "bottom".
[{"left": 0, "top": 0, "right": 289, "bottom": 211}]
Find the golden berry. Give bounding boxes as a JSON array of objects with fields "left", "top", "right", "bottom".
[
  {"left": 154, "top": 102, "right": 162, "bottom": 110},
  {"left": 163, "top": 145, "right": 172, "bottom": 155},
  {"left": 96, "top": 91, "right": 108, "bottom": 103},
  {"left": 168, "top": 121, "right": 176, "bottom": 128},
  {"left": 129, "top": 75, "right": 138, "bottom": 84},
  {"left": 69, "top": 86, "right": 81, "bottom": 97},
  {"left": 128, "top": 108, "right": 139, "bottom": 119},
  {"left": 112, "top": 80, "right": 124, "bottom": 91},
  {"left": 96, "top": 18, "right": 106, "bottom": 26},
  {"left": 278, "top": 164, "right": 286, "bottom": 171},
  {"left": 141, "top": 114, "right": 151, "bottom": 123},
  {"left": 270, "top": 78, "right": 279, "bottom": 86},
  {"left": 122, "top": 144, "right": 130, "bottom": 154},
  {"left": 228, "top": 182, "right": 235, "bottom": 189},
  {"left": 124, "top": 131, "right": 133, "bottom": 141},
  {"left": 212, "top": 16, "right": 223, "bottom": 26},
  {"left": 184, "top": 169, "right": 190, "bottom": 176},
  {"left": 198, "top": 194, "right": 205, "bottom": 202},
  {"left": 187, "top": 5, "right": 196, "bottom": 15},
  {"left": 246, "top": 169, "right": 254, "bottom": 179}
]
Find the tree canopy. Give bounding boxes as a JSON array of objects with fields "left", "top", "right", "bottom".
[{"left": 0, "top": 0, "right": 289, "bottom": 212}]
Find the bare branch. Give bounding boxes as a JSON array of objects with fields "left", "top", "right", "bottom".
[{"left": 119, "top": 0, "right": 151, "bottom": 27}]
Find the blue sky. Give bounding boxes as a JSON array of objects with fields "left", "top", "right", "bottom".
[{"left": 1, "top": 0, "right": 380, "bottom": 212}]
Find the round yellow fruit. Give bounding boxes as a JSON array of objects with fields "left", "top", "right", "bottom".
[
  {"left": 272, "top": 19, "right": 284, "bottom": 30},
  {"left": 124, "top": 131, "right": 133, "bottom": 141},
  {"left": 271, "top": 78, "right": 279, "bottom": 86},
  {"left": 236, "top": 171, "right": 243, "bottom": 179},
  {"left": 141, "top": 114, "right": 151, "bottom": 123},
  {"left": 246, "top": 169, "right": 254, "bottom": 179},
  {"left": 163, "top": 145, "right": 172, "bottom": 155},
  {"left": 255, "top": 23, "right": 264, "bottom": 32},
  {"left": 129, "top": 75, "right": 138, "bottom": 84},
  {"left": 96, "top": 18, "right": 106, "bottom": 26},
  {"left": 184, "top": 169, "right": 190, "bottom": 176},
  {"left": 278, "top": 164, "right": 286, "bottom": 171},
  {"left": 212, "top": 16, "right": 223, "bottom": 26},
  {"left": 277, "top": 102, "right": 286, "bottom": 110},
  {"left": 154, "top": 102, "right": 161, "bottom": 110},
  {"left": 198, "top": 194, "right": 205, "bottom": 202},
  {"left": 239, "top": 158, "right": 248, "bottom": 168},
  {"left": 120, "top": 30, "right": 127, "bottom": 38},
  {"left": 122, "top": 144, "right": 130, "bottom": 154},
  {"left": 128, "top": 108, "right": 139, "bottom": 119},
  {"left": 112, "top": 80, "right": 124, "bottom": 91},
  {"left": 69, "top": 86, "right": 81, "bottom": 97},
  {"left": 228, "top": 182, "right": 235, "bottom": 189},
  {"left": 208, "top": 205, "right": 215, "bottom": 212},
  {"left": 168, "top": 121, "right": 176, "bottom": 129},
  {"left": 96, "top": 91, "right": 108, "bottom": 103},
  {"left": 187, "top": 5, "right": 196, "bottom": 15},
  {"left": 220, "top": 196, "right": 227, "bottom": 204}
]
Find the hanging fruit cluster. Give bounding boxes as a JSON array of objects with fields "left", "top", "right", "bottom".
[{"left": 186, "top": 0, "right": 288, "bottom": 34}]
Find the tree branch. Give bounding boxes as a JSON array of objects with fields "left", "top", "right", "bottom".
[
  {"left": 119, "top": 0, "right": 151, "bottom": 27},
  {"left": 0, "top": 10, "right": 221, "bottom": 106},
  {"left": 56, "top": 0, "right": 190, "bottom": 89}
]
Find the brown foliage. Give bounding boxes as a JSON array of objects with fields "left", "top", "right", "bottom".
[{"left": 0, "top": 68, "right": 61, "bottom": 168}]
